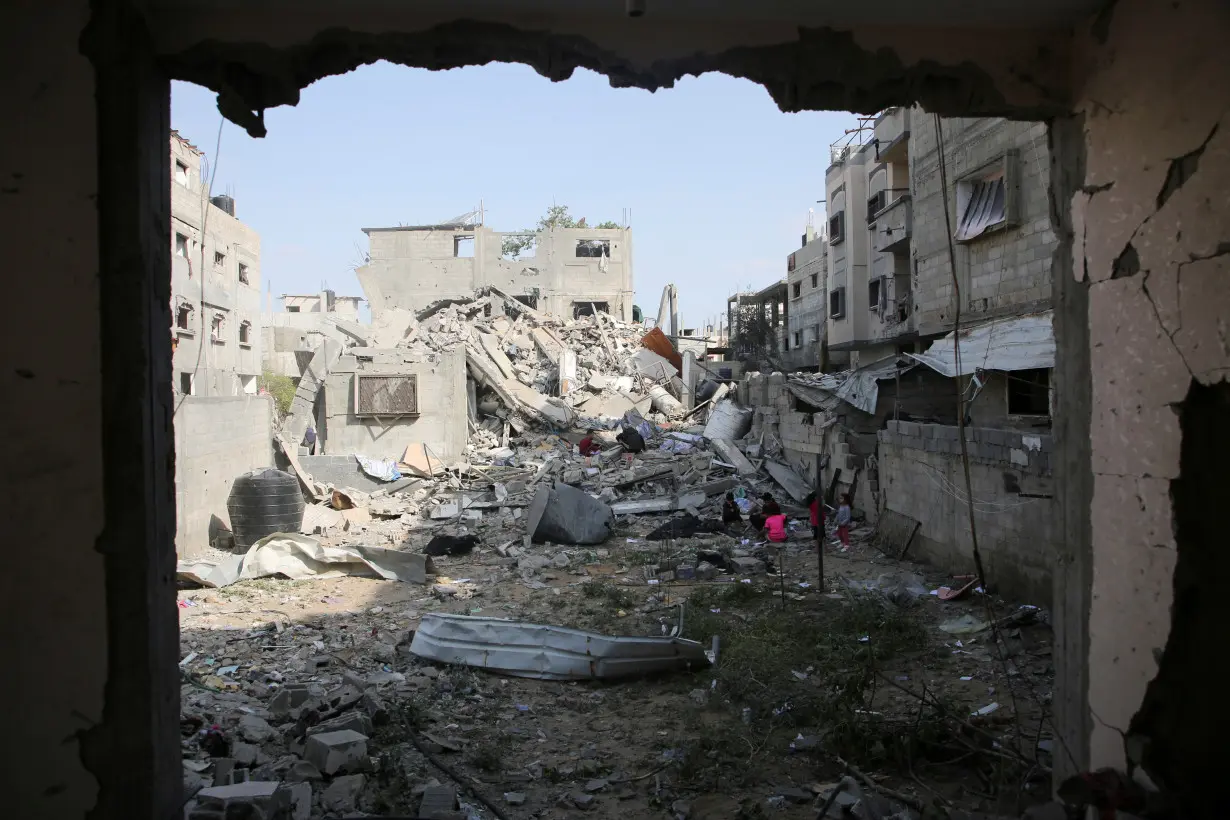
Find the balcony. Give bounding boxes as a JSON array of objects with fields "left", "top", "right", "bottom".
[
  {"left": 874, "top": 107, "right": 911, "bottom": 164},
  {"left": 872, "top": 194, "right": 912, "bottom": 254}
]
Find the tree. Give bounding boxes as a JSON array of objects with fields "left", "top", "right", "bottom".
[
  {"left": 501, "top": 205, "right": 623, "bottom": 259},
  {"left": 259, "top": 370, "right": 296, "bottom": 418}
]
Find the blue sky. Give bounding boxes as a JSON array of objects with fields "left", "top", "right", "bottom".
[{"left": 172, "top": 62, "right": 856, "bottom": 330}]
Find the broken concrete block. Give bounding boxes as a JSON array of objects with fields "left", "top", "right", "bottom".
[
  {"left": 286, "top": 782, "right": 312, "bottom": 820},
  {"left": 505, "top": 792, "right": 527, "bottom": 806},
  {"left": 731, "top": 556, "right": 766, "bottom": 574},
  {"left": 361, "top": 690, "right": 389, "bottom": 726},
  {"left": 419, "top": 784, "right": 460, "bottom": 819},
  {"left": 526, "top": 481, "right": 613, "bottom": 545},
  {"left": 189, "top": 782, "right": 289, "bottom": 820},
  {"left": 304, "top": 729, "right": 370, "bottom": 775},
  {"left": 230, "top": 741, "right": 259, "bottom": 766},
  {"left": 211, "top": 759, "right": 237, "bottom": 787},
  {"left": 284, "top": 760, "right": 322, "bottom": 783},
  {"left": 306, "top": 711, "right": 373, "bottom": 738},
  {"left": 322, "top": 774, "right": 366, "bottom": 814},
  {"left": 237, "top": 714, "right": 276, "bottom": 743},
  {"left": 695, "top": 562, "right": 719, "bottom": 580}
]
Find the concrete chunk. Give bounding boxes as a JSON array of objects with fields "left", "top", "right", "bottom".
[
  {"left": 419, "top": 784, "right": 460, "bottom": 819},
  {"left": 526, "top": 481, "right": 613, "bottom": 545},
  {"left": 189, "top": 781, "right": 289, "bottom": 820},
  {"left": 322, "top": 774, "right": 366, "bottom": 814},
  {"left": 304, "top": 729, "right": 370, "bottom": 775}
]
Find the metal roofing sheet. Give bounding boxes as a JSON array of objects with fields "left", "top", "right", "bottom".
[{"left": 907, "top": 311, "right": 1054, "bottom": 377}]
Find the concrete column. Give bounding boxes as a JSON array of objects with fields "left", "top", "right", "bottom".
[{"left": 680, "top": 351, "right": 696, "bottom": 411}]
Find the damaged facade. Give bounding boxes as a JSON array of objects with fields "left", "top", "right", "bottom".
[
  {"left": 262, "top": 290, "right": 368, "bottom": 379},
  {"left": 356, "top": 218, "right": 634, "bottom": 322}
]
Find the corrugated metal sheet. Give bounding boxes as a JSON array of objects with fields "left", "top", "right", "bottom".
[
  {"left": 787, "top": 356, "right": 915, "bottom": 415},
  {"left": 907, "top": 311, "right": 1054, "bottom": 377},
  {"left": 410, "top": 613, "right": 711, "bottom": 680}
]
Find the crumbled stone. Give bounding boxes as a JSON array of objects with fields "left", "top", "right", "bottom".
[
  {"left": 306, "top": 711, "right": 373, "bottom": 738},
  {"left": 419, "top": 784, "right": 459, "bottom": 819},
  {"left": 504, "top": 792, "right": 527, "bottom": 805},
  {"left": 237, "top": 714, "right": 276, "bottom": 743},
  {"left": 304, "top": 729, "right": 370, "bottom": 775},
  {"left": 322, "top": 774, "right": 366, "bottom": 814}
]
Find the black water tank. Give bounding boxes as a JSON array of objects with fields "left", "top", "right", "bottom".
[{"left": 227, "top": 469, "right": 304, "bottom": 553}]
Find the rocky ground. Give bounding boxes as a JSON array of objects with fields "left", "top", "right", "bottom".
[{"left": 178, "top": 511, "right": 1057, "bottom": 820}]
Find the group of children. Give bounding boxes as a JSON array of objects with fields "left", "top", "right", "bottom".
[{"left": 721, "top": 489, "right": 852, "bottom": 547}]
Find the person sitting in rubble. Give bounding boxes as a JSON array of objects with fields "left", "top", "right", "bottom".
[
  {"left": 577, "top": 434, "right": 603, "bottom": 457},
  {"left": 764, "top": 511, "right": 789, "bottom": 543},
  {"left": 721, "top": 492, "right": 742, "bottom": 526},
  {"left": 616, "top": 425, "right": 645, "bottom": 453},
  {"left": 748, "top": 492, "right": 781, "bottom": 531}
]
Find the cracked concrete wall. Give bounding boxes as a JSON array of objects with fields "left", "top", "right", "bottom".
[{"left": 1065, "top": 0, "right": 1230, "bottom": 797}]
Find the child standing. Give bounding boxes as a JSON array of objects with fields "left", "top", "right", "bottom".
[{"left": 834, "top": 494, "right": 852, "bottom": 548}]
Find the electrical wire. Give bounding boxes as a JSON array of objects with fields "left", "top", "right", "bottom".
[{"left": 173, "top": 117, "right": 225, "bottom": 417}]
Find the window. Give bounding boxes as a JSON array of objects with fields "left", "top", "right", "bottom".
[
  {"left": 179, "top": 372, "right": 195, "bottom": 395},
  {"left": 214, "top": 251, "right": 226, "bottom": 268},
  {"left": 793, "top": 331, "right": 802, "bottom": 347},
  {"left": 812, "top": 324, "right": 822, "bottom": 342},
  {"left": 575, "top": 239, "right": 611, "bottom": 258},
  {"left": 175, "top": 302, "right": 194, "bottom": 330},
  {"left": 811, "top": 273, "right": 818, "bottom": 288},
  {"left": 955, "top": 152, "right": 1018, "bottom": 242},
  {"left": 791, "top": 281, "right": 802, "bottom": 299},
  {"left": 240, "top": 374, "right": 257, "bottom": 395},
  {"left": 238, "top": 320, "right": 252, "bottom": 345},
  {"left": 238, "top": 262, "right": 249, "bottom": 284},
  {"left": 174, "top": 161, "right": 189, "bottom": 186},
  {"left": 286, "top": 305, "right": 300, "bottom": 313},
  {"left": 210, "top": 314, "right": 224, "bottom": 343},
  {"left": 1007, "top": 368, "right": 1051, "bottom": 416},
  {"left": 787, "top": 253, "right": 796, "bottom": 272},
  {"left": 175, "top": 233, "right": 188, "bottom": 257},
  {"left": 868, "top": 277, "right": 884, "bottom": 312},
  {"left": 828, "top": 212, "right": 846, "bottom": 245},
  {"left": 354, "top": 374, "right": 419, "bottom": 416},
  {"left": 573, "top": 301, "right": 610, "bottom": 319},
  {"left": 829, "top": 287, "right": 846, "bottom": 319},
  {"left": 454, "top": 235, "right": 475, "bottom": 257},
  {"left": 866, "top": 190, "right": 887, "bottom": 221}
]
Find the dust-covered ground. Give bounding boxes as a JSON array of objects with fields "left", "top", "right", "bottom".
[{"left": 178, "top": 510, "right": 1057, "bottom": 820}]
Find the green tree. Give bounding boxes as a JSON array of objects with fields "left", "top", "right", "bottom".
[
  {"left": 259, "top": 370, "right": 296, "bottom": 418},
  {"left": 501, "top": 205, "right": 623, "bottom": 258}
]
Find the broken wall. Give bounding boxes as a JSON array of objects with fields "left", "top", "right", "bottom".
[
  {"left": 322, "top": 348, "right": 467, "bottom": 463},
  {"left": 357, "top": 225, "right": 634, "bottom": 321},
  {"left": 877, "top": 420, "right": 1054, "bottom": 604},
  {"left": 173, "top": 394, "right": 274, "bottom": 557}
]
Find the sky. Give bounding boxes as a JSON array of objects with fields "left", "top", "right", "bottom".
[{"left": 171, "top": 62, "right": 858, "bottom": 331}]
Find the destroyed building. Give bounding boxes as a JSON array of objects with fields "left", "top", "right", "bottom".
[
  {"left": 355, "top": 216, "right": 634, "bottom": 322},
  {"left": 262, "top": 290, "right": 368, "bottom": 379}
]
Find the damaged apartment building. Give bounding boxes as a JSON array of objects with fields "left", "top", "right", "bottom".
[
  {"left": 262, "top": 289, "right": 368, "bottom": 379},
  {"left": 742, "top": 109, "right": 1058, "bottom": 603},
  {"left": 270, "top": 215, "right": 636, "bottom": 489}
]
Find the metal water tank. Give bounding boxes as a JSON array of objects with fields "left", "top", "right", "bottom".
[{"left": 226, "top": 469, "right": 304, "bottom": 553}]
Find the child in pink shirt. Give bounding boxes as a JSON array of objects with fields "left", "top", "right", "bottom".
[{"left": 764, "top": 513, "right": 789, "bottom": 543}]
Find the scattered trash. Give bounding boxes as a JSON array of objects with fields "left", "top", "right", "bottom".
[
  {"left": 939, "top": 614, "right": 992, "bottom": 635},
  {"left": 971, "top": 702, "right": 1001, "bottom": 717}
]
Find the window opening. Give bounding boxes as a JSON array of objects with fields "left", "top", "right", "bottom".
[
  {"left": 175, "top": 233, "right": 188, "bottom": 258},
  {"left": 573, "top": 301, "right": 610, "bottom": 319},
  {"left": 214, "top": 251, "right": 226, "bottom": 268},
  {"left": 575, "top": 239, "right": 611, "bottom": 258},
  {"left": 179, "top": 372, "right": 194, "bottom": 395},
  {"left": 238, "top": 262, "right": 249, "bottom": 284},
  {"left": 811, "top": 273, "right": 818, "bottom": 288},
  {"left": 454, "top": 235, "right": 475, "bottom": 258},
  {"left": 792, "top": 282, "right": 802, "bottom": 298},
  {"left": 286, "top": 305, "right": 300, "bottom": 313},
  {"left": 956, "top": 171, "right": 1007, "bottom": 241},
  {"left": 176, "top": 303, "right": 194, "bottom": 330},
  {"left": 829, "top": 287, "right": 846, "bottom": 319},
  {"left": 793, "top": 331, "right": 802, "bottom": 347},
  {"left": 868, "top": 278, "right": 883, "bottom": 312},
  {"left": 210, "top": 314, "right": 224, "bottom": 343},
  {"left": 239, "top": 320, "right": 251, "bottom": 345},
  {"left": 1007, "top": 368, "right": 1051, "bottom": 416},
  {"left": 354, "top": 374, "right": 419, "bottom": 416},
  {"left": 174, "top": 161, "right": 189, "bottom": 187}
]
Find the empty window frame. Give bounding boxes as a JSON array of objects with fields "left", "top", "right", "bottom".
[
  {"left": 179, "top": 372, "right": 195, "bottom": 395},
  {"left": 868, "top": 277, "right": 884, "bottom": 312},
  {"left": 210, "top": 314, "right": 224, "bottom": 343},
  {"left": 575, "top": 239, "right": 611, "bottom": 258},
  {"left": 812, "top": 324, "right": 822, "bottom": 342},
  {"left": 286, "top": 305, "right": 300, "bottom": 313},
  {"left": 238, "top": 320, "right": 252, "bottom": 345},
  {"left": 240, "top": 374, "right": 257, "bottom": 395},
  {"left": 214, "top": 250, "right": 226, "bottom": 268},
  {"left": 175, "top": 302, "right": 194, "bottom": 330},
  {"left": 175, "top": 233, "right": 189, "bottom": 257},
  {"left": 1007, "top": 368, "right": 1051, "bottom": 416},
  {"left": 792, "top": 281, "right": 802, "bottom": 298},
  {"left": 829, "top": 287, "right": 847, "bottom": 319},
  {"left": 238, "top": 262, "right": 249, "bottom": 284},
  {"left": 811, "top": 273, "right": 818, "bottom": 288},
  {"left": 828, "top": 211, "right": 846, "bottom": 245},
  {"left": 572, "top": 301, "right": 610, "bottom": 319},
  {"left": 354, "top": 374, "right": 419, "bottom": 417},
  {"left": 174, "top": 160, "right": 189, "bottom": 186},
  {"left": 793, "top": 331, "right": 802, "bottom": 348},
  {"left": 955, "top": 174, "right": 1006, "bottom": 241},
  {"left": 454, "top": 235, "right": 475, "bottom": 258},
  {"left": 787, "top": 253, "right": 796, "bottom": 272}
]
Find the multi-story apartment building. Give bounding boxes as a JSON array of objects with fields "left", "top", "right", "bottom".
[
  {"left": 170, "top": 131, "right": 263, "bottom": 396},
  {"left": 781, "top": 215, "right": 828, "bottom": 371}
]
